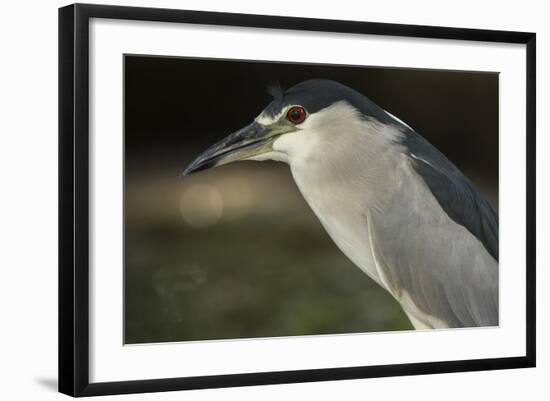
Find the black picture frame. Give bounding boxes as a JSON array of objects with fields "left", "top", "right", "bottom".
[{"left": 59, "top": 3, "right": 536, "bottom": 397}]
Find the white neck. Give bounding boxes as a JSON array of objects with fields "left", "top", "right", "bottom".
[
  {"left": 271, "top": 103, "right": 406, "bottom": 287},
  {"left": 273, "top": 102, "right": 405, "bottom": 211}
]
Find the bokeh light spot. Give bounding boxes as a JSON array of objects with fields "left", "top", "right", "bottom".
[{"left": 180, "top": 184, "right": 224, "bottom": 228}]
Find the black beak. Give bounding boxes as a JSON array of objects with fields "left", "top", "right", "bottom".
[{"left": 181, "top": 122, "right": 273, "bottom": 176}]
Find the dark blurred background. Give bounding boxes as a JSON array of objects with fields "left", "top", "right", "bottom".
[{"left": 124, "top": 55, "right": 498, "bottom": 344}]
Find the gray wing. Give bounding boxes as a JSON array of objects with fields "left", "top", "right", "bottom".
[
  {"left": 368, "top": 130, "right": 499, "bottom": 328},
  {"left": 403, "top": 130, "right": 498, "bottom": 261}
]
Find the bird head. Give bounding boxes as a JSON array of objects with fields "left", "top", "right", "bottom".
[{"left": 182, "top": 79, "right": 401, "bottom": 176}]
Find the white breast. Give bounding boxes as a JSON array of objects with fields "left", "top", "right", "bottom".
[{"left": 299, "top": 179, "right": 385, "bottom": 288}]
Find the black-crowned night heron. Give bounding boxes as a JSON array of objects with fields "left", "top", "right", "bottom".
[{"left": 182, "top": 79, "right": 498, "bottom": 330}]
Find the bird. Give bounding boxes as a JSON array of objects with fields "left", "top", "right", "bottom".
[{"left": 182, "top": 79, "right": 498, "bottom": 330}]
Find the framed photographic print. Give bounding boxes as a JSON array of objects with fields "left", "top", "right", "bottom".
[{"left": 58, "top": 3, "right": 536, "bottom": 397}]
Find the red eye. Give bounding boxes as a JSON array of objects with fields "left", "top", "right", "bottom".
[{"left": 286, "top": 106, "right": 306, "bottom": 124}]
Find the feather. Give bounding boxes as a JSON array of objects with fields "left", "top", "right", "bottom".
[{"left": 266, "top": 81, "right": 284, "bottom": 100}]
